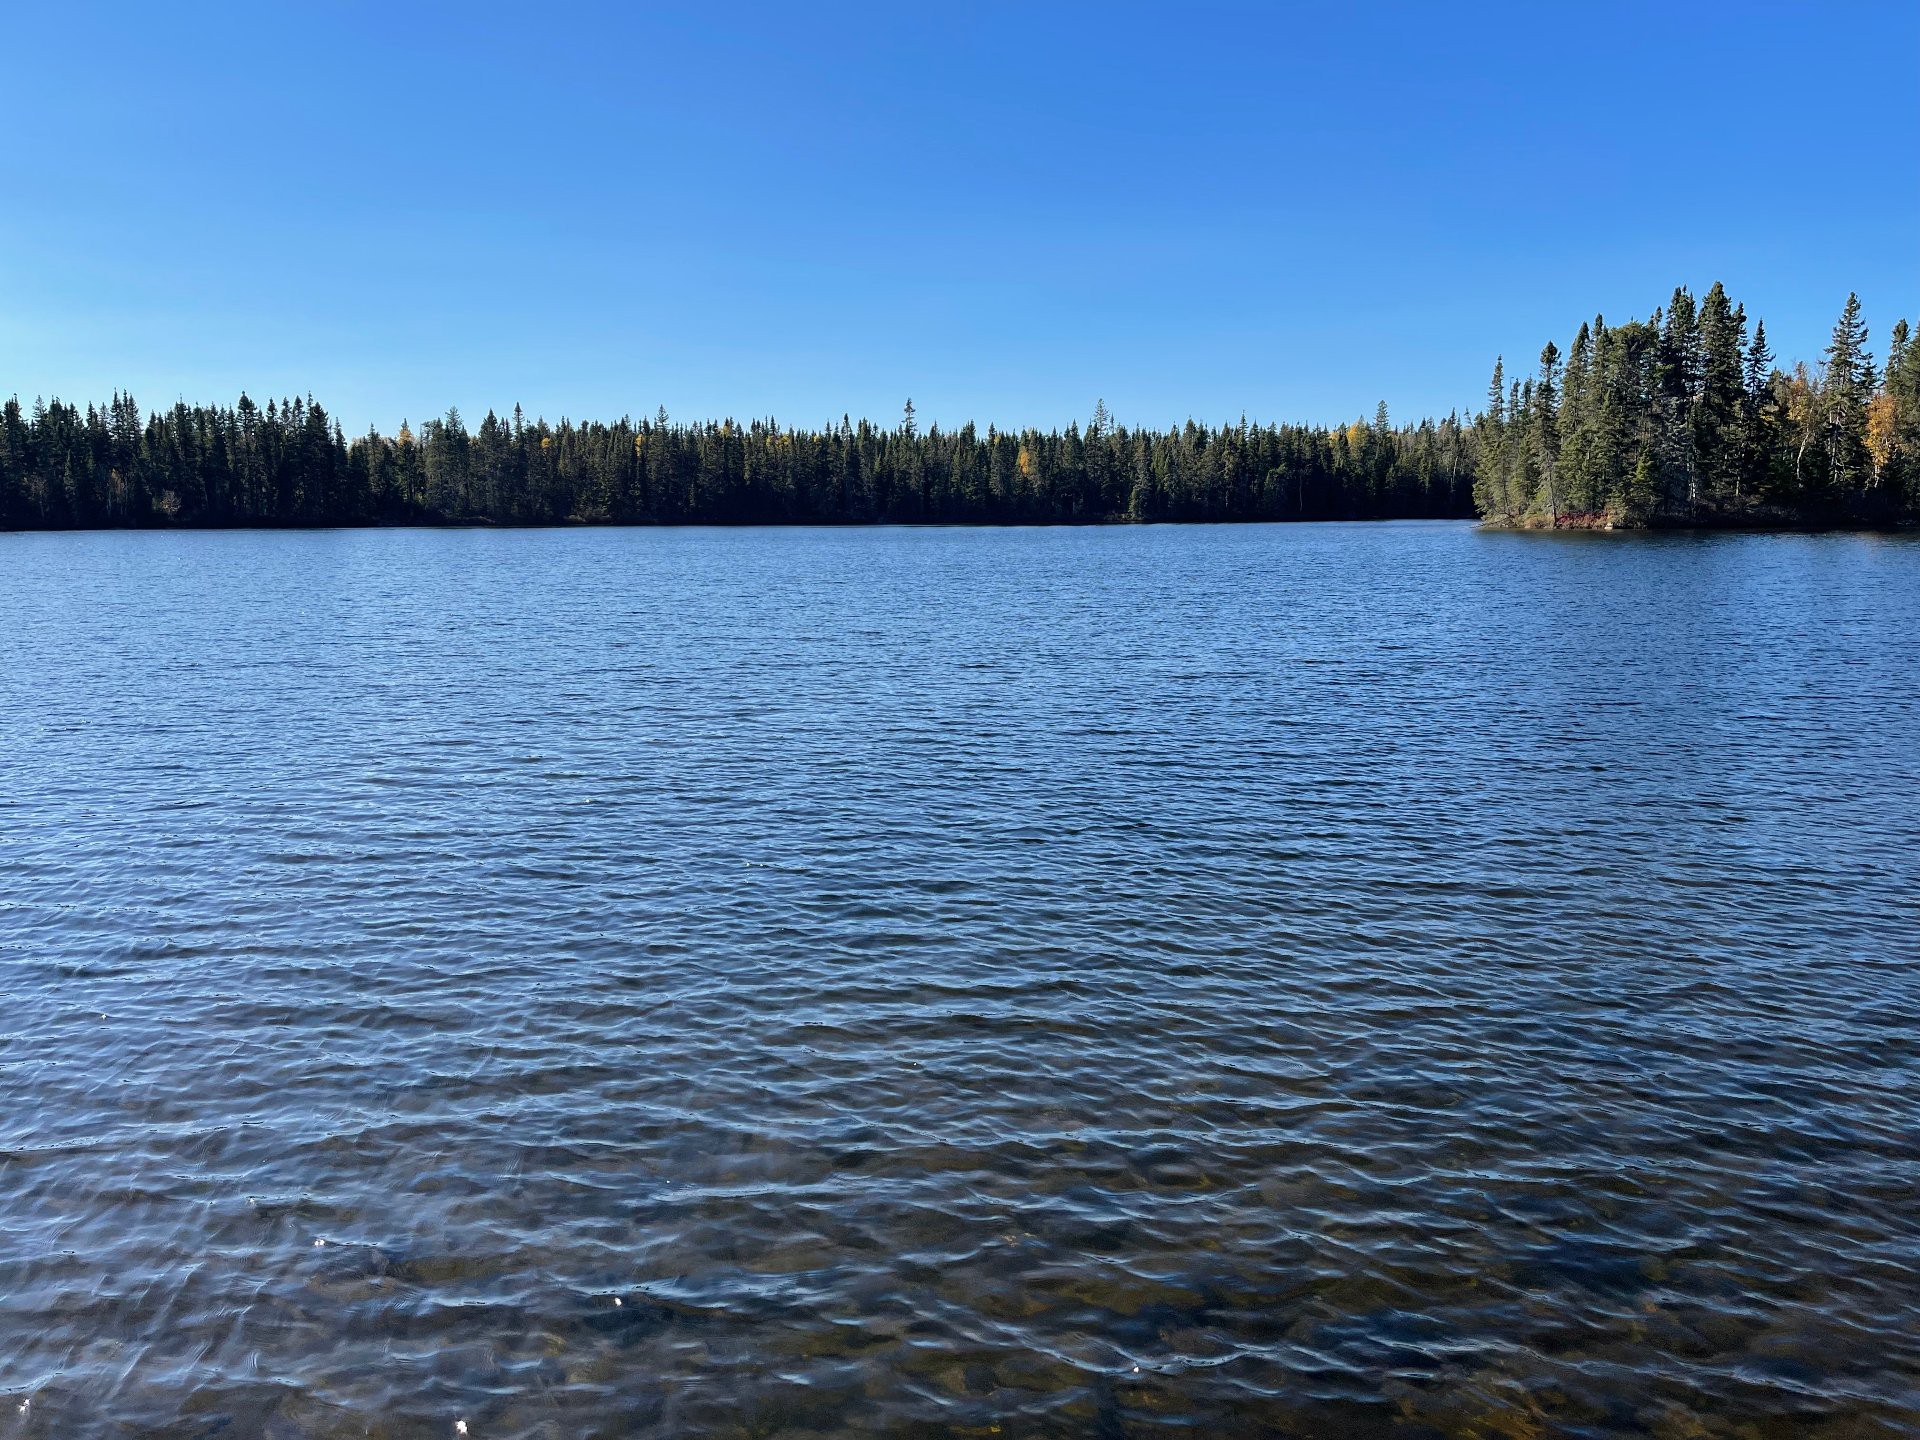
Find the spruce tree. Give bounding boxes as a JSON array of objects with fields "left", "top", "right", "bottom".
[
  {"left": 1560, "top": 322, "right": 1594, "bottom": 516},
  {"left": 1739, "top": 319, "right": 1776, "bottom": 502},
  {"left": 1694, "top": 282, "right": 1745, "bottom": 512},
  {"left": 1870, "top": 318, "right": 1913, "bottom": 500},
  {"left": 1473, "top": 358, "right": 1509, "bottom": 519},
  {"left": 1532, "top": 342, "right": 1562, "bottom": 524},
  {"left": 1822, "top": 294, "right": 1873, "bottom": 494},
  {"left": 1655, "top": 288, "right": 1702, "bottom": 517}
]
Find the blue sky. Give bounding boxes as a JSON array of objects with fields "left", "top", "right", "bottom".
[{"left": 2, "top": 1, "right": 1914, "bottom": 435}]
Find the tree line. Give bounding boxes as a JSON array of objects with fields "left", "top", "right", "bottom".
[
  {"left": 2, "top": 284, "right": 1914, "bottom": 531},
  {"left": 1475, "top": 286, "right": 1920, "bottom": 527},
  {"left": 0, "top": 393, "right": 1472, "bottom": 529}
]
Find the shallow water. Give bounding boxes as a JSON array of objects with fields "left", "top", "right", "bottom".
[{"left": 2, "top": 521, "right": 1918, "bottom": 1438}]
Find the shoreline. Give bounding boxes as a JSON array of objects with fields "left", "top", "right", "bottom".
[
  {"left": 1479, "top": 514, "right": 1917, "bottom": 535},
  {"left": 6, "top": 514, "right": 1915, "bottom": 537}
]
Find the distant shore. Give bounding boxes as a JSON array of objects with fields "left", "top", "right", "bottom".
[{"left": 5, "top": 282, "right": 1914, "bottom": 533}]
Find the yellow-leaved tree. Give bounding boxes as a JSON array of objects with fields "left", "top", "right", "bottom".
[{"left": 1865, "top": 392, "right": 1898, "bottom": 483}]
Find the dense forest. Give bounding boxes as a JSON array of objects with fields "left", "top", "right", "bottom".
[
  {"left": 1, "top": 286, "right": 1913, "bottom": 531},
  {"left": 1475, "top": 287, "right": 1920, "bottom": 528},
  {"left": 0, "top": 394, "right": 1472, "bottom": 529}
]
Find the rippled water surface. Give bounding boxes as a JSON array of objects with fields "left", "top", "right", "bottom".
[{"left": 3, "top": 523, "right": 1919, "bottom": 1438}]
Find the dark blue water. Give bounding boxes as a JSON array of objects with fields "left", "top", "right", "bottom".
[{"left": 3, "top": 522, "right": 1918, "bottom": 1438}]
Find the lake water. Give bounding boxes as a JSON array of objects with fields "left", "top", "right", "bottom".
[{"left": 2, "top": 521, "right": 1918, "bottom": 1438}]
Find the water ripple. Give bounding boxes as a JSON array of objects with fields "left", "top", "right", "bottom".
[{"left": 2, "top": 524, "right": 1918, "bottom": 1436}]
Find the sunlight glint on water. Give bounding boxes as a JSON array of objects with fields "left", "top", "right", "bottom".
[{"left": 2, "top": 522, "right": 1918, "bottom": 1437}]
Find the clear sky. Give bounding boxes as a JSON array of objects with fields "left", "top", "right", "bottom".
[{"left": 2, "top": 1, "right": 1914, "bottom": 436}]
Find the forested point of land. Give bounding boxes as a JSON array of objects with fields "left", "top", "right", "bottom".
[
  {"left": 1477, "top": 286, "right": 1919, "bottom": 529},
  {"left": 1, "top": 286, "right": 1914, "bottom": 531}
]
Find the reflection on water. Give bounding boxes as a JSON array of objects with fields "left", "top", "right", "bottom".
[{"left": 2, "top": 522, "right": 1918, "bottom": 1437}]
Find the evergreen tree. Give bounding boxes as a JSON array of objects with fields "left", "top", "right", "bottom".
[
  {"left": 1472, "top": 357, "right": 1510, "bottom": 519},
  {"left": 1694, "top": 282, "right": 1745, "bottom": 511},
  {"left": 1821, "top": 293, "right": 1873, "bottom": 495},
  {"left": 1740, "top": 319, "right": 1776, "bottom": 501},
  {"left": 1559, "top": 322, "right": 1595, "bottom": 516},
  {"left": 1869, "top": 317, "right": 1915, "bottom": 500},
  {"left": 1531, "top": 342, "right": 1561, "bottom": 523},
  {"left": 1, "top": 284, "right": 1912, "bottom": 535},
  {"left": 1654, "top": 287, "right": 1702, "bottom": 516}
]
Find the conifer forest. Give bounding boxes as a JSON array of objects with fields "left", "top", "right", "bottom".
[{"left": 3, "top": 286, "right": 1915, "bottom": 530}]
